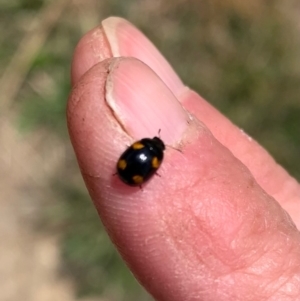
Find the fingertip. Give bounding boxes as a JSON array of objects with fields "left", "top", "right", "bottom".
[
  {"left": 105, "top": 57, "right": 189, "bottom": 144},
  {"left": 71, "top": 26, "right": 112, "bottom": 86},
  {"left": 68, "top": 56, "right": 190, "bottom": 196},
  {"left": 102, "top": 16, "right": 184, "bottom": 96},
  {"left": 71, "top": 17, "right": 185, "bottom": 96}
]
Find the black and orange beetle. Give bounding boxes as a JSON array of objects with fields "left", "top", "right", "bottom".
[{"left": 116, "top": 136, "right": 165, "bottom": 186}]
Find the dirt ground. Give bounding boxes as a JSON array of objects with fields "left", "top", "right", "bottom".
[{"left": 0, "top": 118, "right": 104, "bottom": 301}]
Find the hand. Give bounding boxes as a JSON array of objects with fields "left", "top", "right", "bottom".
[{"left": 67, "top": 17, "right": 300, "bottom": 300}]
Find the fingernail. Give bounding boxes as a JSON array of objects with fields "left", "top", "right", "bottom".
[
  {"left": 102, "top": 17, "right": 184, "bottom": 97},
  {"left": 106, "top": 57, "right": 189, "bottom": 144}
]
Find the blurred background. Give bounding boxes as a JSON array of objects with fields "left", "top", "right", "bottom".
[{"left": 0, "top": 0, "right": 299, "bottom": 300}]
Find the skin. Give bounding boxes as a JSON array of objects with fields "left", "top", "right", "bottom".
[{"left": 67, "top": 17, "right": 300, "bottom": 301}]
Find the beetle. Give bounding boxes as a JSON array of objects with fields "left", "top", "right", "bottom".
[{"left": 116, "top": 136, "right": 165, "bottom": 187}]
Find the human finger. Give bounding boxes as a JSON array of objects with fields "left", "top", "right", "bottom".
[
  {"left": 68, "top": 57, "right": 300, "bottom": 301},
  {"left": 71, "top": 17, "right": 300, "bottom": 228}
]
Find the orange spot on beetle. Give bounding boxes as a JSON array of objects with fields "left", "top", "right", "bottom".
[
  {"left": 132, "top": 175, "right": 144, "bottom": 184},
  {"left": 132, "top": 142, "right": 145, "bottom": 150},
  {"left": 117, "top": 159, "right": 127, "bottom": 170},
  {"left": 152, "top": 157, "right": 161, "bottom": 169}
]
